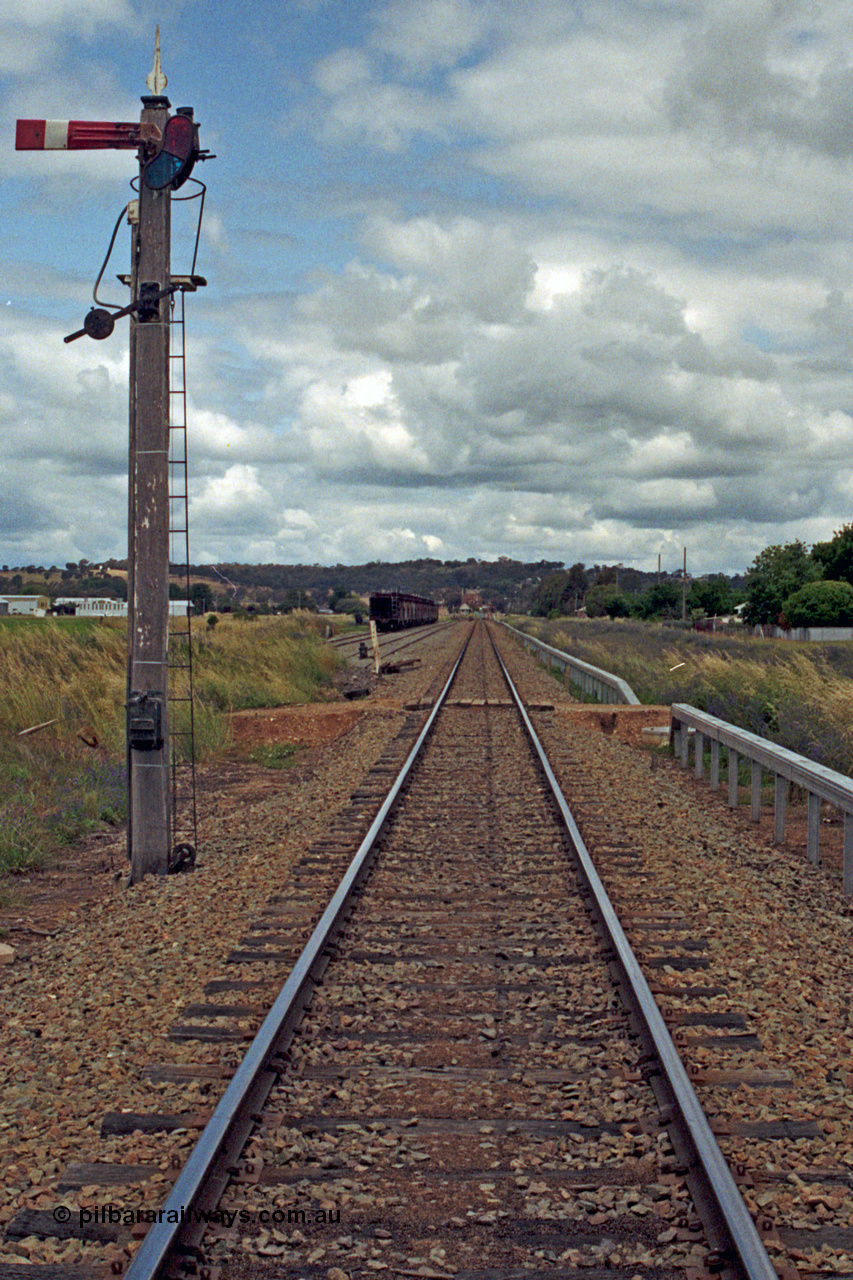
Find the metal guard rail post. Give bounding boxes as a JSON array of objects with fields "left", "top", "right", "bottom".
[
  {"left": 500, "top": 622, "right": 640, "bottom": 705},
  {"left": 672, "top": 702, "right": 853, "bottom": 894}
]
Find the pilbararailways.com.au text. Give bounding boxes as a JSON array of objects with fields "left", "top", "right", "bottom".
[{"left": 55, "top": 1204, "right": 341, "bottom": 1230}]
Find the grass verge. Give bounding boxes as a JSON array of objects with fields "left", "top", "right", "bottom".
[
  {"left": 0, "top": 613, "right": 343, "bottom": 881},
  {"left": 511, "top": 616, "right": 853, "bottom": 777}
]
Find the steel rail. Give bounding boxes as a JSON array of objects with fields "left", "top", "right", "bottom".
[
  {"left": 330, "top": 620, "right": 454, "bottom": 661},
  {"left": 124, "top": 628, "right": 473, "bottom": 1280},
  {"left": 492, "top": 639, "right": 778, "bottom": 1280}
]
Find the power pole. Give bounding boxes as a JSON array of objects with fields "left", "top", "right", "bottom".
[{"left": 16, "top": 32, "right": 208, "bottom": 884}]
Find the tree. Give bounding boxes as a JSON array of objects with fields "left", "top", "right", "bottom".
[
  {"left": 605, "top": 594, "right": 632, "bottom": 618},
  {"left": 637, "top": 581, "right": 680, "bottom": 619},
  {"left": 530, "top": 572, "right": 570, "bottom": 616},
  {"left": 811, "top": 524, "right": 853, "bottom": 587},
  {"left": 190, "top": 582, "right": 214, "bottom": 614},
  {"left": 782, "top": 580, "right": 853, "bottom": 628},
  {"left": 530, "top": 565, "right": 587, "bottom": 617},
  {"left": 332, "top": 594, "right": 365, "bottom": 615},
  {"left": 744, "top": 541, "right": 822, "bottom": 626},
  {"left": 690, "top": 575, "right": 735, "bottom": 619},
  {"left": 565, "top": 562, "right": 588, "bottom": 609},
  {"left": 584, "top": 583, "right": 630, "bottom": 617}
]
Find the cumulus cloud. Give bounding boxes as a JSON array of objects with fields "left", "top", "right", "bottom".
[
  {"left": 6, "top": 0, "right": 853, "bottom": 574},
  {"left": 372, "top": 0, "right": 489, "bottom": 72},
  {"left": 666, "top": 0, "right": 853, "bottom": 159}
]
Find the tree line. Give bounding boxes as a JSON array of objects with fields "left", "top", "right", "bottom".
[
  {"left": 529, "top": 525, "right": 853, "bottom": 628},
  {"left": 740, "top": 527, "right": 853, "bottom": 628},
  {"left": 529, "top": 564, "right": 740, "bottom": 622},
  {"left": 6, "top": 531, "right": 853, "bottom": 627}
]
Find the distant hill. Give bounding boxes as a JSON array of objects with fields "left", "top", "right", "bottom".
[
  {"left": 0, "top": 556, "right": 562, "bottom": 612},
  {"left": 182, "top": 556, "right": 565, "bottom": 612},
  {"left": 0, "top": 557, "right": 746, "bottom": 615}
]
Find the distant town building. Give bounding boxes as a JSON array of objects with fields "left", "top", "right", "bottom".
[
  {"left": 49, "top": 598, "right": 191, "bottom": 619},
  {"left": 0, "top": 595, "right": 48, "bottom": 616},
  {"left": 53, "top": 597, "right": 128, "bottom": 618}
]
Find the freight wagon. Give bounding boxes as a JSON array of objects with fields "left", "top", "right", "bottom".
[{"left": 369, "top": 591, "right": 438, "bottom": 632}]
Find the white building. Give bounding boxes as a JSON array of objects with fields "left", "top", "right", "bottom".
[
  {"left": 53, "top": 598, "right": 191, "bottom": 619},
  {"left": 53, "top": 597, "right": 128, "bottom": 618},
  {"left": 0, "top": 595, "right": 48, "bottom": 616}
]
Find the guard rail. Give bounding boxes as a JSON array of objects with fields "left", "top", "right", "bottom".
[
  {"left": 501, "top": 622, "right": 640, "bottom": 705},
  {"left": 671, "top": 703, "right": 853, "bottom": 894}
]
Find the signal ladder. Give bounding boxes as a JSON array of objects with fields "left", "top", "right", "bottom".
[{"left": 167, "top": 288, "right": 198, "bottom": 863}]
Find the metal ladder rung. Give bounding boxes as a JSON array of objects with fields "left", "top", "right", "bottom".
[{"left": 168, "top": 287, "right": 197, "bottom": 857}]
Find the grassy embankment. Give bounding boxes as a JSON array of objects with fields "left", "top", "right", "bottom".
[
  {"left": 513, "top": 616, "right": 853, "bottom": 778},
  {"left": 0, "top": 613, "right": 342, "bottom": 880}
]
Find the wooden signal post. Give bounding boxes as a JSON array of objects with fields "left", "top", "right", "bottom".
[{"left": 16, "top": 35, "right": 206, "bottom": 882}]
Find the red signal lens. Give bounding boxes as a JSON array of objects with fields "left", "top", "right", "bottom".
[
  {"left": 143, "top": 113, "right": 198, "bottom": 190},
  {"left": 163, "top": 113, "right": 195, "bottom": 161}
]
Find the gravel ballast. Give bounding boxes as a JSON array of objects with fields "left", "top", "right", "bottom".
[{"left": 3, "top": 620, "right": 853, "bottom": 1278}]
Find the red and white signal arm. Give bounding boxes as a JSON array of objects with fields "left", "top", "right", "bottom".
[
  {"left": 15, "top": 119, "right": 143, "bottom": 150},
  {"left": 16, "top": 114, "right": 198, "bottom": 190}
]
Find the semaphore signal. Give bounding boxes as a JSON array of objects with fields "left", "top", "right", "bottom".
[{"left": 15, "top": 29, "right": 213, "bottom": 884}]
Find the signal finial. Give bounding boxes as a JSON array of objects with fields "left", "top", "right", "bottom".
[{"left": 146, "top": 26, "right": 168, "bottom": 95}]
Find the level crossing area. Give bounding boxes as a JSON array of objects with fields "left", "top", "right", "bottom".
[{"left": 3, "top": 621, "right": 853, "bottom": 1280}]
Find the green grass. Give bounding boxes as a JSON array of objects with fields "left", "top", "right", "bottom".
[{"left": 249, "top": 742, "right": 299, "bottom": 769}]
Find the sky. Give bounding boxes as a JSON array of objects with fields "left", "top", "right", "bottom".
[{"left": 4, "top": 0, "right": 853, "bottom": 577}]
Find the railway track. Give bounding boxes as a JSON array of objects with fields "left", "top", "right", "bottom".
[
  {"left": 329, "top": 621, "right": 453, "bottom": 661},
  {"left": 11, "top": 621, "right": 852, "bottom": 1278},
  {"left": 116, "top": 622, "right": 774, "bottom": 1280}
]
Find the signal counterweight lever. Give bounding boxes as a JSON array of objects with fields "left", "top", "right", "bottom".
[{"left": 64, "top": 281, "right": 178, "bottom": 343}]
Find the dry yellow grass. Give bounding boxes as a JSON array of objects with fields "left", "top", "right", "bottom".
[
  {"left": 0, "top": 612, "right": 343, "bottom": 878},
  {"left": 516, "top": 616, "right": 853, "bottom": 776}
]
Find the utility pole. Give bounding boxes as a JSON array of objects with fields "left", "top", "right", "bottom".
[
  {"left": 682, "top": 546, "right": 687, "bottom": 621},
  {"left": 16, "top": 32, "right": 208, "bottom": 883}
]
